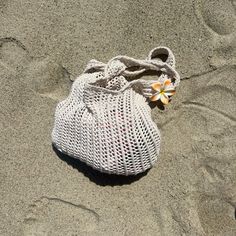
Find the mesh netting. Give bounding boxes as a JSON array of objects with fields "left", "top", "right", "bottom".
[{"left": 52, "top": 47, "right": 180, "bottom": 175}]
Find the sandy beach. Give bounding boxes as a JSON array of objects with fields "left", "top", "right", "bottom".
[{"left": 0, "top": 0, "right": 236, "bottom": 235}]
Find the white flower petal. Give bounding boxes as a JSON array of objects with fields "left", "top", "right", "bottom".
[
  {"left": 150, "top": 93, "right": 161, "bottom": 101},
  {"left": 160, "top": 94, "right": 169, "bottom": 105},
  {"left": 151, "top": 82, "right": 161, "bottom": 92},
  {"left": 164, "top": 90, "right": 176, "bottom": 96}
]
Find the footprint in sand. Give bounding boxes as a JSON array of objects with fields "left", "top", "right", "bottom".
[
  {"left": 196, "top": 194, "right": 236, "bottom": 235},
  {"left": 151, "top": 200, "right": 206, "bottom": 236},
  {"left": 22, "top": 197, "right": 99, "bottom": 236},
  {"left": 194, "top": 0, "right": 236, "bottom": 67},
  {"left": 183, "top": 66, "right": 236, "bottom": 126},
  {"left": 0, "top": 37, "right": 31, "bottom": 74},
  {"left": 181, "top": 67, "right": 236, "bottom": 186},
  {"left": 0, "top": 37, "right": 71, "bottom": 100},
  {"left": 151, "top": 205, "right": 182, "bottom": 236},
  {"left": 195, "top": 0, "right": 236, "bottom": 35},
  {"left": 23, "top": 57, "right": 72, "bottom": 100}
]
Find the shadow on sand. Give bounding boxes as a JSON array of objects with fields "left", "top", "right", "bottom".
[{"left": 52, "top": 144, "right": 149, "bottom": 186}]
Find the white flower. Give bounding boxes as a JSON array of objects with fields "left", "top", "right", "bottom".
[{"left": 150, "top": 79, "right": 176, "bottom": 105}]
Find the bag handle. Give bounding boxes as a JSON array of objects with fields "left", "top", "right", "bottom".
[{"left": 84, "top": 47, "right": 180, "bottom": 87}]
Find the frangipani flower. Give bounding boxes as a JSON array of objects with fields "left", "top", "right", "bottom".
[{"left": 150, "top": 79, "right": 176, "bottom": 105}]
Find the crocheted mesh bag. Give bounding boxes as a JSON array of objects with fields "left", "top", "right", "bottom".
[{"left": 52, "top": 47, "right": 180, "bottom": 175}]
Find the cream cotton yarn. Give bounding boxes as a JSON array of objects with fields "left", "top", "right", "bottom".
[{"left": 52, "top": 47, "right": 180, "bottom": 175}]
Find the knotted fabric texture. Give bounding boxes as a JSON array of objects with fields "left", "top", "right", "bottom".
[{"left": 52, "top": 47, "right": 180, "bottom": 175}]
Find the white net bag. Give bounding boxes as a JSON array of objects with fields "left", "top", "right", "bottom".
[{"left": 52, "top": 47, "right": 180, "bottom": 175}]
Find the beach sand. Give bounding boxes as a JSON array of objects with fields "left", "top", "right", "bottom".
[{"left": 0, "top": 0, "right": 236, "bottom": 235}]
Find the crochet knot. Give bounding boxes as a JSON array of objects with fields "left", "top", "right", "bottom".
[{"left": 104, "top": 59, "right": 127, "bottom": 79}]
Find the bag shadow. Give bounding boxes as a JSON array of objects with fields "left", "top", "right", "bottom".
[{"left": 52, "top": 144, "right": 149, "bottom": 186}]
